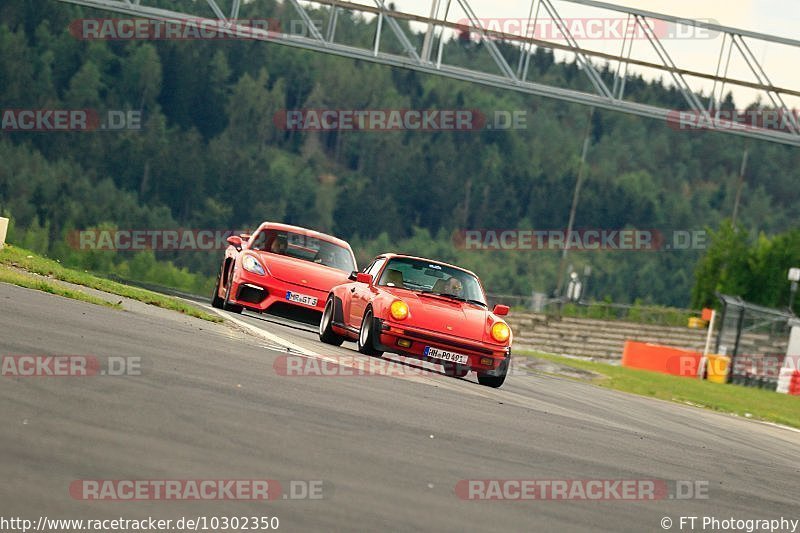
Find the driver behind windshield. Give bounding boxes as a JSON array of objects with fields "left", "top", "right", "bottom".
[
  {"left": 270, "top": 235, "right": 288, "bottom": 255},
  {"left": 444, "top": 276, "right": 463, "bottom": 296}
]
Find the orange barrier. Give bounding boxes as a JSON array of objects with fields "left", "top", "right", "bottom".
[{"left": 621, "top": 340, "right": 701, "bottom": 377}]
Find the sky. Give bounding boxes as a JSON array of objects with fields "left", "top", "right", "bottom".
[{"left": 390, "top": 0, "right": 800, "bottom": 109}]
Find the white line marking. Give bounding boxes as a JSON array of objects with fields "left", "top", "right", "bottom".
[
  {"left": 205, "top": 306, "right": 320, "bottom": 356},
  {"left": 751, "top": 419, "right": 800, "bottom": 434},
  {"left": 201, "top": 305, "right": 485, "bottom": 389}
]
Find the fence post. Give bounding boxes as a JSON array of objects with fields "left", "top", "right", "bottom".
[
  {"left": 714, "top": 299, "right": 727, "bottom": 355},
  {"left": 730, "top": 304, "right": 747, "bottom": 383}
]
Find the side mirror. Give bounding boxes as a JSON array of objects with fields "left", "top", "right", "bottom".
[
  {"left": 348, "top": 271, "right": 358, "bottom": 281},
  {"left": 492, "top": 304, "right": 510, "bottom": 316},
  {"left": 227, "top": 235, "right": 243, "bottom": 250},
  {"left": 356, "top": 272, "right": 373, "bottom": 285}
]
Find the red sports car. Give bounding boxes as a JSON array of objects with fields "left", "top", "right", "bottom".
[
  {"left": 212, "top": 222, "right": 357, "bottom": 320},
  {"left": 318, "top": 254, "right": 512, "bottom": 387}
]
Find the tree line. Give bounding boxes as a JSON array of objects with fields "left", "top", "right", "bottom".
[{"left": 1, "top": 0, "right": 798, "bottom": 311}]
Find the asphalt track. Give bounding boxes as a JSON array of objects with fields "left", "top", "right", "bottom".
[{"left": 1, "top": 282, "right": 799, "bottom": 532}]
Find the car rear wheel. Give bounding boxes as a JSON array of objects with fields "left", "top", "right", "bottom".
[
  {"left": 223, "top": 263, "right": 243, "bottom": 314},
  {"left": 211, "top": 266, "right": 224, "bottom": 309},
  {"left": 477, "top": 358, "right": 509, "bottom": 388},
  {"left": 357, "top": 309, "right": 383, "bottom": 357},
  {"left": 442, "top": 362, "right": 470, "bottom": 378},
  {"left": 319, "top": 297, "right": 345, "bottom": 346}
]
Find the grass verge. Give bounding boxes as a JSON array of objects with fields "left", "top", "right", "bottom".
[
  {"left": 0, "top": 244, "right": 221, "bottom": 323},
  {"left": 519, "top": 350, "right": 800, "bottom": 429},
  {"left": 0, "top": 266, "right": 120, "bottom": 308}
]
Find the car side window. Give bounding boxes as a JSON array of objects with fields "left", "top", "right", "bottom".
[
  {"left": 365, "top": 258, "right": 386, "bottom": 278},
  {"left": 250, "top": 230, "right": 267, "bottom": 251}
]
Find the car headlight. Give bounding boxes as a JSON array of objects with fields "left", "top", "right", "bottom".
[
  {"left": 242, "top": 255, "right": 266, "bottom": 276},
  {"left": 490, "top": 322, "right": 510, "bottom": 343},
  {"left": 389, "top": 300, "right": 409, "bottom": 320}
]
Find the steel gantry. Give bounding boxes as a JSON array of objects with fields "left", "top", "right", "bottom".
[{"left": 53, "top": 0, "right": 800, "bottom": 146}]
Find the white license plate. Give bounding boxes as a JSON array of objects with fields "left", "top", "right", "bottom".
[
  {"left": 285, "top": 291, "right": 318, "bottom": 307},
  {"left": 424, "top": 346, "right": 469, "bottom": 365}
]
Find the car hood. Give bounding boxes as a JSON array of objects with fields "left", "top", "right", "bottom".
[
  {"left": 387, "top": 289, "right": 492, "bottom": 342},
  {"left": 254, "top": 252, "right": 351, "bottom": 291}
]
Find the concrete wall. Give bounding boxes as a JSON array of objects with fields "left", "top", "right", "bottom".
[{"left": 0, "top": 217, "right": 8, "bottom": 250}]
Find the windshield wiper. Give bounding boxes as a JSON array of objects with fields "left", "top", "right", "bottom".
[{"left": 420, "top": 291, "right": 487, "bottom": 308}]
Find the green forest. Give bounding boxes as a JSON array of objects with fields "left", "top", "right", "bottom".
[{"left": 1, "top": 0, "right": 798, "bottom": 311}]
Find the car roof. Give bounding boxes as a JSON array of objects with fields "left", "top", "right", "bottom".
[
  {"left": 376, "top": 253, "right": 480, "bottom": 279},
  {"left": 255, "top": 222, "right": 353, "bottom": 250}
]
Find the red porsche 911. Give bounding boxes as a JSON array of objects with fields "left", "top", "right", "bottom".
[
  {"left": 318, "top": 254, "right": 512, "bottom": 387},
  {"left": 212, "top": 222, "right": 357, "bottom": 321}
]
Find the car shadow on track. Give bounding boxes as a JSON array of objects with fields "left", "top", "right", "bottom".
[{"left": 241, "top": 309, "right": 493, "bottom": 386}]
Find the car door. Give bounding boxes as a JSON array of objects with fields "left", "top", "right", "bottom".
[{"left": 349, "top": 257, "right": 385, "bottom": 326}]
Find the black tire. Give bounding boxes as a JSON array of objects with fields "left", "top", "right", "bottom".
[
  {"left": 477, "top": 358, "right": 509, "bottom": 388},
  {"left": 442, "top": 362, "right": 470, "bottom": 378},
  {"left": 223, "top": 263, "right": 243, "bottom": 314},
  {"left": 477, "top": 371, "right": 506, "bottom": 388},
  {"left": 357, "top": 308, "right": 383, "bottom": 357},
  {"left": 211, "top": 266, "right": 225, "bottom": 309},
  {"left": 319, "top": 297, "right": 345, "bottom": 346}
]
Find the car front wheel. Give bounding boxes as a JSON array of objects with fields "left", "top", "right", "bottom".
[
  {"left": 222, "top": 263, "right": 243, "bottom": 314},
  {"left": 319, "top": 297, "right": 345, "bottom": 346},
  {"left": 211, "top": 265, "right": 225, "bottom": 309},
  {"left": 477, "top": 358, "right": 509, "bottom": 388},
  {"left": 357, "top": 309, "right": 383, "bottom": 357}
]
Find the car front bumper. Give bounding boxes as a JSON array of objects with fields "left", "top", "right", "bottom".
[
  {"left": 372, "top": 318, "right": 511, "bottom": 374},
  {"left": 228, "top": 269, "right": 328, "bottom": 314}
]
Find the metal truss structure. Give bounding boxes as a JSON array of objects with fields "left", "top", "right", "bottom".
[{"left": 54, "top": 0, "right": 800, "bottom": 146}]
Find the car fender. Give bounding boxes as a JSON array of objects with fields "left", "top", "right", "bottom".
[
  {"left": 482, "top": 312, "right": 513, "bottom": 348},
  {"left": 329, "top": 284, "right": 355, "bottom": 328},
  {"left": 367, "top": 291, "right": 398, "bottom": 322},
  {"left": 219, "top": 245, "right": 241, "bottom": 288},
  {"left": 224, "top": 244, "right": 239, "bottom": 261}
]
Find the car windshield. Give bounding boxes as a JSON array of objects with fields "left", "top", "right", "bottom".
[
  {"left": 250, "top": 229, "right": 355, "bottom": 273},
  {"left": 377, "top": 257, "right": 487, "bottom": 305}
]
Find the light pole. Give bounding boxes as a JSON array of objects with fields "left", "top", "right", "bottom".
[
  {"left": 555, "top": 107, "right": 594, "bottom": 302},
  {"left": 731, "top": 146, "right": 749, "bottom": 226}
]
